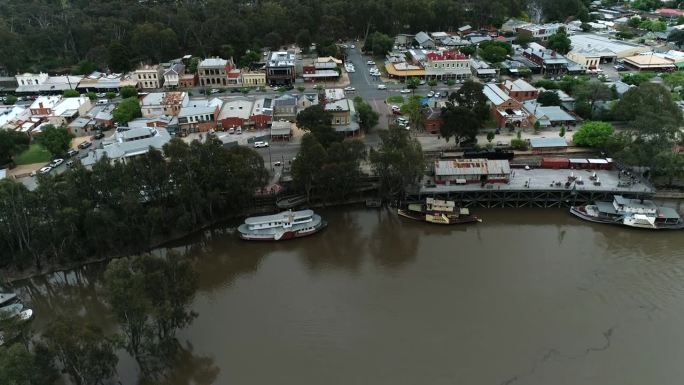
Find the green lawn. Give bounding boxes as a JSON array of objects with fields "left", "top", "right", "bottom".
[
  {"left": 15, "top": 144, "right": 51, "bottom": 165},
  {"left": 387, "top": 95, "right": 405, "bottom": 104}
]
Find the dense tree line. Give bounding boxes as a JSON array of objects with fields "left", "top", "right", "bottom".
[
  {"left": 0, "top": 137, "right": 267, "bottom": 271},
  {"left": 0, "top": 0, "right": 590, "bottom": 74}
]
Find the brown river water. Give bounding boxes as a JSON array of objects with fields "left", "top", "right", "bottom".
[{"left": 14, "top": 203, "right": 684, "bottom": 385}]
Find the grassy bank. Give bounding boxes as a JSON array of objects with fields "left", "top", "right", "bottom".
[{"left": 15, "top": 144, "right": 51, "bottom": 165}]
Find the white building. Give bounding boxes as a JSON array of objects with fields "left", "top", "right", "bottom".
[
  {"left": 141, "top": 92, "right": 189, "bottom": 118},
  {"left": 15, "top": 73, "right": 48, "bottom": 87},
  {"left": 134, "top": 64, "right": 164, "bottom": 89},
  {"left": 81, "top": 126, "right": 172, "bottom": 166}
]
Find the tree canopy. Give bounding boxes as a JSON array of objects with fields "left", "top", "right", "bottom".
[
  {"left": 572, "top": 121, "right": 614, "bottom": 148},
  {"left": 112, "top": 97, "right": 142, "bottom": 124},
  {"left": 546, "top": 27, "right": 572, "bottom": 54},
  {"left": 369, "top": 125, "right": 424, "bottom": 198},
  {"left": 36, "top": 125, "right": 73, "bottom": 156},
  {"left": 537, "top": 91, "right": 562, "bottom": 106},
  {"left": 0, "top": 0, "right": 591, "bottom": 74},
  {"left": 478, "top": 41, "right": 513, "bottom": 63},
  {"left": 296, "top": 105, "right": 341, "bottom": 148}
]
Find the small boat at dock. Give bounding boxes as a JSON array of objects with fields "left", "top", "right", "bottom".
[
  {"left": 238, "top": 209, "right": 327, "bottom": 241},
  {"left": 570, "top": 195, "right": 684, "bottom": 230},
  {"left": 398, "top": 198, "right": 480, "bottom": 225}
]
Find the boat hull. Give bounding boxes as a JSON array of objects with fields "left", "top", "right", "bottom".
[
  {"left": 398, "top": 209, "right": 479, "bottom": 225},
  {"left": 239, "top": 220, "right": 328, "bottom": 241},
  {"left": 570, "top": 206, "right": 684, "bottom": 230}
]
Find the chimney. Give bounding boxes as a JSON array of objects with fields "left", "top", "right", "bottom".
[{"left": 39, "top": 102, "right": 44, "bottom": 109}]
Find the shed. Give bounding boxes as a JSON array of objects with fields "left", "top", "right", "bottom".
[
  {"left": 529, "top": 137, "right": 568, "bottom": 154},
  {"left": 569, "top": 158, "right": 589, "bottom": 169},
  {"left": 541, "top": 157, "right": 570, "bottom": 169}
]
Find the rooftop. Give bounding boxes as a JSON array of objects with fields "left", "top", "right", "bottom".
[
  {"left": 529, "top": 137, "right": 568, "bottom": 148},
  {"left": 268, "top": 51, "right": 296, "bottom": 67},
  {"left": 569, "top": 33, "right": 648, "bottom": 55},
  {"left": 218, "top": 98, "right": 254, "bottom": 120},
  {"left": 435, "top": 159, "right": 511, "bottom": 176},
  {"left": 483, "top": 83, "right": 511, "bottom": 106},
  {"left": 199, "top": 58, "right": 228, "bottom": 68},
  {"left": 502, "top": 79, "right": 536, "bottom": 92}
]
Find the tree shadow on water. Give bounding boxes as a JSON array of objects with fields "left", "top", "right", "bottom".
[
  {"left": 369, "top": 208, "right": 419, "bottom": 270},
  {"left": 151, "top": 341, "right": 220, "bottom": 385},
  {"left": 297, "top": 209, "right": 369, "bottom": 273}
]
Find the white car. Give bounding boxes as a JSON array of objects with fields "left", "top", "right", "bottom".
[
  {"left": 49, "top": 158, "right": 64, "bottom": 168},
  {"left": 39, "top": 166, "right": 52, "bottom": 174},
  {"left": 377, "top": 84, "right": 387, "bottom": 90},
  {"left": 419, "top": 80, "right": 426, "bottom": 85},
  {"left": 253, "top": 141, "right": 269, "bottom": 148},
  {"left": 400, "top": 89, "right": 411, "bottom": 94},
  {"left": 397, "top": 117, "right": 409, "bottom": 125},
  {"left": 427, "top": 91, "right": 435, "bottom": 97},
  {"left": 351, "top": 45, "right": 356, "bottom": 49},
  {"left": 210, "top": 88, "right": 220, "bottom": 94},
  {"left": 367, "top": 60, "right": 375, "bottom": 65},
  {"left": 344, "top": 86, "right": 356, "bottom": 92},
  {"left": 391, "top": 105, "right": 400, "bottom": 111}
]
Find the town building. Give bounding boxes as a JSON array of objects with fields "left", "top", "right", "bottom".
[
  {"left": 273, "top": 94, "right": 297, "bottom": 122},
  {"left": 134, "top": 64, "right": 164, "bottom": 89},
  {"left": 241, "top": 71, "right": 266, "bottom": 87},
  {"left": 67, "top": 117, "right": 95, "bottom": 137},
  {"left": 566, "top": 47, "right": 614, "bottom": 71},
  {"left": 178, "top": 100, "right": 220, "bottom": 133},
  {"left": 622, "top": 54, "right": 676, "bottom": 72},
  {"left": 270, "top": 120, "right": 292, "bottom": 141},
  {"left": 501, "top": 79, "right": 538, "bottom": 101},
  {"left": 529, "top": 137, "right": 568, "bottom": 154},
  {"left": 179, "top": 73, "right": 197, "bottom": 88},
  {"left": 162, "top": 61, "right": 185, "bottom": 89},
  {"left": 29, "top": 95, "right": 62, "bottom": 117},
  {"left": 266, "top": 51, "right": 296, "bottom": 86},
  {"left": 81, "top": 126, "right": 172, "bottom": 166},
  {"left": 516, "top": 23, "right": 565, "bottom": 41},
  {"left": 297, "top": 93, "right": 319, "bottom": 110},
  {"left": 140, "top": 92, "right": 189, "bottom": 118},
  {"left": 86, "top": 103, "right": 116, "bottom": 128},
  {"left": 568, "top": 34, "right": 649, "bottom": 60},
  {"left": 218, "top": 98, "right": 253, "bottom": 130},
  {"left": 198, "top": 57, "right": 232, "bottom": 87},
  {"left": 523, "top": 100, "right": 577, "bottom": 128},
  {"left": 15, "top": 73, "right": 82, "bottom": 94},
  {"left": 470, "top": 59, "right": 497, "bottom": 79},
  {"left": 414, "top": 31, "right": 436, "bottom": 48},
  {"left": 324, "top": 98, "right": 359, "bottom": 135},
  {"left": 523, "top": 43, "right": 569, "bottom": 76},
  {"left": 434, "top": 159, "right": 511, "bottom": 184},
  {"left": 410, "top": 50, "right": 471, "bottom": 81},
  {"left": 482, "top": 83, "right": 530, "bottom": 129},
  {"left": 302, "top": 57, "right": 341, "bottom": 83},
  {"left": 76, "top": 72, "right": 137, "bottom": 93},
  {"left": 46, "top": 96, "right": 92, "bottom": 127},
  {"left": 250, "top": 97, "right": 273, "bottom": 129}
]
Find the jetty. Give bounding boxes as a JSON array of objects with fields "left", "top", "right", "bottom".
[{"left": 414, "top": 168, "right": 654, "bottom": 208}]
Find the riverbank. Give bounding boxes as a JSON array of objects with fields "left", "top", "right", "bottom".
[{"left": 0, "top": 195, "right": 377, "bottom": 283}]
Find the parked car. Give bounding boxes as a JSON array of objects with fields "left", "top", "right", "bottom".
[
  {"left": 419, "top": 80, "right": 426, "bottom": 85},
  {"left": 236, "top": 127, "right": 242, "bottom": 134},
  {"left": 367, "top": 60, "right": 375, "bottom": 65},
  {"left": 49, "top": 158, "right": 64, "bottom": 168},
  {"left": 344, "top": 86, "right": 356, "bottom": 92},
  {"left": 377, "top": 84, "right": 387, "bottom": 90},
  {"left": 228, "top": 127, "right": 235, "bottom": 134},
  {"left": 92, "top": 132, "right": 105, "bottom": 140},
  {"left": 351, "top": 45, "right": 356, "bottom": 49},
  {"left": 253, "top": 141, "right": 269, "bottom": 148},
  {"left": 210, "top": 89, "right": 220, "bottom": 94},
  {"left": 427, "top": 91, "right": 435, "bottom": 97},
  {"left": 66, "top": 159, "right": 77, "bottom": 168},
  {"left": 400, "top": 89, "right": 411, "bottom": 94},
  {"left": 78, "top": 141, "right": 92, "bottom": 149},
  {"left": 38, "top": 166, "right": 52, "bottom": 174},
  {"left": 67, "top": 148, "right": 79, "bottom": 157}
]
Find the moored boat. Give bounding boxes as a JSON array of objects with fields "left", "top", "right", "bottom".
[
  {"left": 570, "top": 195, "right": 684, "bottom": 230},
  {"left": 238, "top": 209, "right": 327, "bottom": 241},
  {"left": 398, "top": 198, "right": 480, "bottom": 225},
  {"left": 0, "top": 293, "right": 17, "bottom": 307}
]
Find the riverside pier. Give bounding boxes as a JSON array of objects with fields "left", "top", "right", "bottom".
[{"left": 414, "top": 167, "right": 654, "bottom": 208}]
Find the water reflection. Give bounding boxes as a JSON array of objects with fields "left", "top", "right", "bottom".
[{"left": 161, "top": 342, "right": 220, "bottom": 385}]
